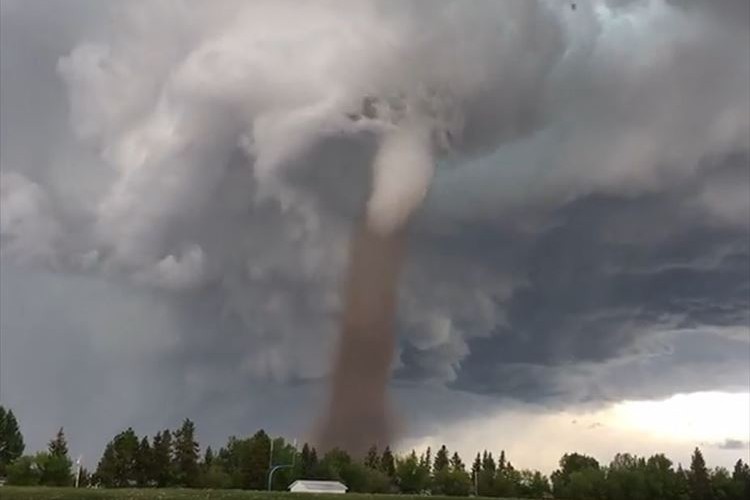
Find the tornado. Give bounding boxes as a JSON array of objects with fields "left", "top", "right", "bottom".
[{"left": 317, "top": 120, "right": 434, "bottom": 456}]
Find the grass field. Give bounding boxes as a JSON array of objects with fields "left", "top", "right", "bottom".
[
  {"left": 0, "top": 488, "right": 300, "bottom": 499},
  {"left": 0, "top": 488, "right": 329, "bottom": 499},
  {"left": 0, "top": 488, "right": 528, "bottom": 500}
]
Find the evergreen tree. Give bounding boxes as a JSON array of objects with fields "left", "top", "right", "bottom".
[
  {"left": 173, "top": 418, "right": 200, "bottom": 487},
  {"left": 482, "top": 450, "right": 496, "bottom": 472},
  {"left": 732, "top": 459, "right": 749, "bottom": 481},
  {"left": 310, "top": 447, "right": 325, "bottom": 480},
  {"left": 0, "top": 406, "right": 25, "bottom": 476},
  {"left": 689, "top": 447, "right": 713, "bottom": 500},
  {"left": 495, "top": 451, "right": 521, "bottom": 498},
  {"left": 431, "top": 445, "right": 470, "bottom": 496},
  {"left": 43, "top": 428, "right": 72, "bottom": 486},
  {"left": 475, "top": 450, "right": 495, "bottom": 496},
  {"left": 220, "top": 430, "right": 271, "bottom": 489},
  {"left": 380, "top": 446, "right": 396, "bottom": 478},
  {"left": 300, "top": 443, "right": 314, "bottom": 477},
  {"left": 450, "top": 451, "right": 465, "bottom": 472},
  {"left": 676, "top": 464, "right": 691, "bottom": 500},
  {"left": 135, "top": 436, "right": 152, "bottom": 487},
  {"left": 471, "top": 452, "right": 481, "bottom": 489},
  {"left": 77, "top": 467, "right": 91, "bottom": 487},
  {"left": 151, "top": 430, "right": 174, "bottom": 487},
  {"left": 94, "top": 427, "right": 139, "bottom": 487},
  {"left": 731, "top": 459, "right": 750, "bottom": 499},
  {"left": 94, "top": 442, "right": 118, "bottom": 487},
  {"left": 204, "top": 446, "right": 214, "bottom": 467},
  {"left": 48, "top": 427, "right": 69, "bottom": 458},
  {"left": 294, "top": 443, "right": 319, "bottom": 480},
  {"left": 245, "top": 430, "right": 271, "bottom": 488},
  {"left": 365, "top": 445, "right": 380, "bottom": 470},
  {"left": 434, "top": 445, "right": 450, "bottom": 472},
  {"left": 419, "top": 447, "right": 432, "bottom": 475}
]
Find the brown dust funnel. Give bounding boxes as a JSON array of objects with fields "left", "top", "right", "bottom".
[
  {"left": 316, "top": 224, "right": 407, "bottom": 455},
  {"left": 316, "top": 123, "right": 433, "bottom": 456}
]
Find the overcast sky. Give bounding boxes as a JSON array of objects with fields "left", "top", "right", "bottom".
[{"left": 1, "top": 0, "right": 748, "bottom": 473}]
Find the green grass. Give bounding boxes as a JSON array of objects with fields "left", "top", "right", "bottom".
[
  {"left": 0, "top": 487, "right": 295, "bottom": 499},
  {"left": 0, "top": 488, "right": 527, "bottom": 500},
  {"left": 0, "top": 488, "right": 291, "bottom": 499}
]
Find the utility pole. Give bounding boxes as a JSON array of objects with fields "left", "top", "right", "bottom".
[
  {"left": 75, "top": 456, "right": 83, "bottom": 488},
  {"left": 269, "top": 437, "right": 274, "bottom": 471}
]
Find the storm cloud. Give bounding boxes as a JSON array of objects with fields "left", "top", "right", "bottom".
[{"left": 1, "top": 0, "right": 748, "bottom": 464}]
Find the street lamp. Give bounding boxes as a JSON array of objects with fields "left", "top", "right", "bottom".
[
  {"left": 267, "top": 464, "right": 294, "bottom": 491},
  {"left": 266, "top": 437, "right": 298, "bottom": 491}
]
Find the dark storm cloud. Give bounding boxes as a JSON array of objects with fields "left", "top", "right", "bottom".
[
  {"left": 401, "top": 157, "right": 749, "bottom": 400},
  {"left": 1, "top": 0, "right": 749, "bottom": 460},
  {"left": 717, "top": 439, "right": 749, "bottom": 451}
]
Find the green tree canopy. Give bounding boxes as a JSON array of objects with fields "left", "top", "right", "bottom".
[
  {"left": 433, "top": 465, "right": 472, "bottom": 496},
  {"left": 173, "top": 418, "right": 200, "bottom": 487},
  {"left": 434, "top": 445, "right": 450, "bottom": 472},
  {"left": 94, "top": 427, "right": 139, "bottom": 487},
  {"left": 5, "top": 455, "right": 41, "bottom": 486},
  {"left": 365, "top": 445, "right": 380, "bottom": 470},
  {"left": 552, "top": 452, "right": 601, "bottom": 495},
  {"left": 217, "top": 430, "right": 271, "bottom": 489},
  {"left": 450, "top": 451, "right": 465, "bottom": 472},
  {"left": 0, "top": 406, "right": 25, "bottom": 476},
  {"left": 135, "top": 436, "right": 152, "bottom": 487},
  {"left": 48, "top": 427, "right": 69, "bottom": 458},
  {"left": 42, "top": 428, "right": 72, "bottom": 486},
  {"left": 380, "top": 445, "right": 396, "bottom": 478},
  {"left": 396, "top": 450, "right": 430, "bottom": 494},
  {"left": 151, "top": 429, "right": 174, "bottom": 487},
  {"left": 689, "top": 447, "right": 712, "bottom": 500}
]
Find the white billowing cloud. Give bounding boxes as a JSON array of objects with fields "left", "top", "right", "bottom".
[
  {"left": 8, "top": 0, "right": 745, "bottom": 276},
  {"left": 1, "top": 0, "right": 748, "bottom": 390},
  {"left": 0, "top": 172, "right": 60, "bottom": 264},
  {"left": 428, "top": 9, "right": 749, "bottom": 224},
  {"left": 144, "top": 244, "right": 207, "bottom": 290}
]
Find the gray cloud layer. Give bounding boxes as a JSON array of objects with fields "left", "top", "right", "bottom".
[{"left": 1, "top": 0, "right": 748, "bottom": 460}]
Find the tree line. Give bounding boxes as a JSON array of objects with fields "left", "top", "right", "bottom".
[{"left": 1, "top": 405, "right": 748, "bottom": 499}]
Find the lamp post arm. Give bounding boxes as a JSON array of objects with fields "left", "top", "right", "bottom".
[{"left": 268, "top": 464, "right": 294, "bottom": 491}]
